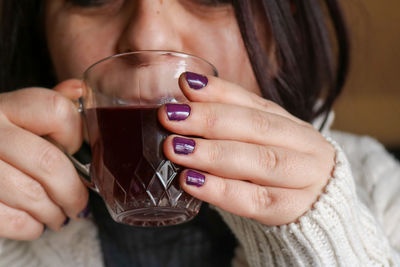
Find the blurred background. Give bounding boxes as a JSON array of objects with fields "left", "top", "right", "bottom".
[{"left": 333, "top": 0, "right": 400, "bottom": 159}]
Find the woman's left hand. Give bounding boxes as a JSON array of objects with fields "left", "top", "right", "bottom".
[{"left": 158, "top": 73, "right": 335, "bottom": 226}]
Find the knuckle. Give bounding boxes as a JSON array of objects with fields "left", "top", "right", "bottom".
[
  {"left": 39, "top": 144, "right": 64, "bottom": 176},
  {"left": 203, "top": 106, "right": 218, "bottom": 131},
  {"left": 217, "top": 180, "right": 235, "bottom": 200},
  {"left": 253, "top": 94, "right": 274, "bottom": 109},
  {"left": 9, "top": 211, "right": 30, "bottom": 233},
  {"left": 250, "top": 186, "right": 271, "bottom": 218},
  {"left": 251, "top": 110, "right": 271, "bottom": 134},
  {"left": 215, "top": 180, "right": 241, "bottom": 206},
  {"left": 50, "top": 93, "right": 74, "bottom": 125},
  {"left": 20, "top": 179, "right": 47, "bottom": 203},
  {"left": 220, "top": 181, "right": 231, "bottom": 199},
  {"left": 207, "top": 142, "right": 224, "bottom": 163},
  {"left": 257, "top": 147, "right": 279, "bottom": 171}
]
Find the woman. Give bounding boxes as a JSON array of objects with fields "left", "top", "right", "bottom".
[{"left": 0, "top": 0, "right": 399, "bottom": 266}]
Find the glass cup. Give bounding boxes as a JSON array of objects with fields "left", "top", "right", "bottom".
[{"left": 68, "top": 51, "right": 217, "bottom": 226}]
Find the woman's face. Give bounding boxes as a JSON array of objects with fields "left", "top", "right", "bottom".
[{"left": 45, "top": 0, "right": 260, "bottom": 94}]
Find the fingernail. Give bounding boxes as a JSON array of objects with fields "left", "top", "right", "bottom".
[
  {"left": 77, "top": 203, "right": 90, "bottom": 218},
  {"left": 173, "top": 137, "right": 195, "bottom": 155},
  {"left": 62, "top": 217, "right": 70, "bottom": 227},
  {"left": 166, "top": 103, "right": 191, "bottom": 121},
  {"left": 185, "top": 72, "right": 208, "bottom": 90},
  {"left": 186, "top": 170, "right": 205, "bottom": 187}
]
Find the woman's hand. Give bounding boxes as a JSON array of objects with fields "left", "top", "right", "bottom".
[
  {"left": 0, "top": 80, "right": 88, "bottom": 240},
  {"left": 159, "top": 73, "right": 335, "bottom": 226}
]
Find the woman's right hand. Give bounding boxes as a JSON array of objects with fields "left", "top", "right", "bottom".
[{"left": 0, "top": 80, "right": 88, "bottom": 240}]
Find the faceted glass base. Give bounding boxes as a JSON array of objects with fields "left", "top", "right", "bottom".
[
  {"left": 101, "top": 159, "right": 202, "bottom": 227},
  {"left": 108, "top": 206, "right": 201, "bottom": 227}
]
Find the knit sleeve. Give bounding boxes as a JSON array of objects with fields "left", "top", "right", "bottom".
[
  {"left": 215, "top": 136, "right": 400, "bottom": 266},
  {"left": 332, "top": 132, "right": 400, "bottom": 255},
  {"left": 0, "top": 218, "right": 103, "bottom": 267}
]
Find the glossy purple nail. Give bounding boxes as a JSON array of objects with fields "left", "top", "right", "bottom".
[
  {"left": 173, "top": 137, "right": 195, "bottom": 155},
  {"left": 62, "top": 217, "right": 70, "bottom": 227},
  {"left": 166, "top": 103, "right": 191, "bottom": 121},
  {"left": 185, "top": 72, "right": 208, "bottom": 90},
  {"left": 186, "top": 170, "right": 205, "bottom": 187},
  {"left": 78, "top": 203, "right": 90, "bottom": 218}
]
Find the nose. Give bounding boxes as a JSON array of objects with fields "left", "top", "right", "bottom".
[{"left": 117, "top": 1, "right": 183, "bottom": 53}]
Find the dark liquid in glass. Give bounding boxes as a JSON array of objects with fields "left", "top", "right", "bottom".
[{"left": 85, "top": 106, "right": 200, "bottom": 226}]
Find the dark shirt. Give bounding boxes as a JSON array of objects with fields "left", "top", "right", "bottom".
[
  {"left": 90, "top": 192, "right": 237, "bottom": 267},
  {"left": 77, "top": 145, "right": 237, "bottom": 267}
]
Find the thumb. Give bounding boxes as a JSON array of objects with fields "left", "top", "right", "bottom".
[{"left": 53, "top": 79, "right": 83, "bottom": 101}]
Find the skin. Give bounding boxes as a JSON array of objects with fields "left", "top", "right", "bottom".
[{"left": 0, "top": 0, "right": 334, "bottom": 240}]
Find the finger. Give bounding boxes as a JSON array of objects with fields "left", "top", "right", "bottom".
[
  {"left": 178, "top": 72, "right": 305, "bottom": 125},
  {"left": 164, "top": 135, "right": 321, "bottom": 188},
  {"left": 0, "top": 122, "right": 88, "bottom": 219},
  {"left": 53, "top": 79, "right": 88, "bottom": 142},
  {"left": 0, "top": 201, "right": 44, "bottom": 240},
  {"left": 0, "top": 159, "right": 67, "bottom": 230},
  {"left": 180, "top": 170, "right": 316, "bottom": 226},
  {"left": 159, "top": 102, "right": 321, "bottom": 151},
  {"left": 53, "top": 79, "right": 83, "bottom": 101},
  {"left": 0, "top": 87, "right": 82, "bottom": 154}
]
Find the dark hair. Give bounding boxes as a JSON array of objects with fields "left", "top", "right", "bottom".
[
  {"left": 0, "top": 0, "right": 349, "bottom": 124},
  {"left": 0, "top": 1, "right": 55, "bottom": 90}
]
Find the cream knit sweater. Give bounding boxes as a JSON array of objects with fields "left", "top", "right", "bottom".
[{"left": 0, "top": 130, "right": 399, "bottom": 267}]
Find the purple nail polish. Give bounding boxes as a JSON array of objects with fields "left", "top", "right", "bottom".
[
  {"left": 186, "top": 170, "right": 205, "bottom": 187},
  {"left": 62, "top": 217, "right": 70, "bottom": 227},
  {"left": 166, "top": 103, "right": 191, "bottom": 121},
  {"left": 173, "top": 137, "right": 195, "bottom": 155},
  {"left": 185, "top": 72, "right": 208, "bottom": 90},
  {"left": 78, "top": 203, "right": 90, "bottom": 218}
]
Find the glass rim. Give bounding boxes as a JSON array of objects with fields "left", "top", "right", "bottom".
[{"left": 83, "top": 50, "right": 218, "bottom": 80}]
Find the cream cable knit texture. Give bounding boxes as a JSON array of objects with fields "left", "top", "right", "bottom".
[
  {"left": 0, "top": 131, "right": 399, "bottom": 267},
  {"left": 0, "top": 218, "right": 102, "bottom": 267},
  {"left": 215, "top": 132, "right": 400, "bottom": 266}
]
